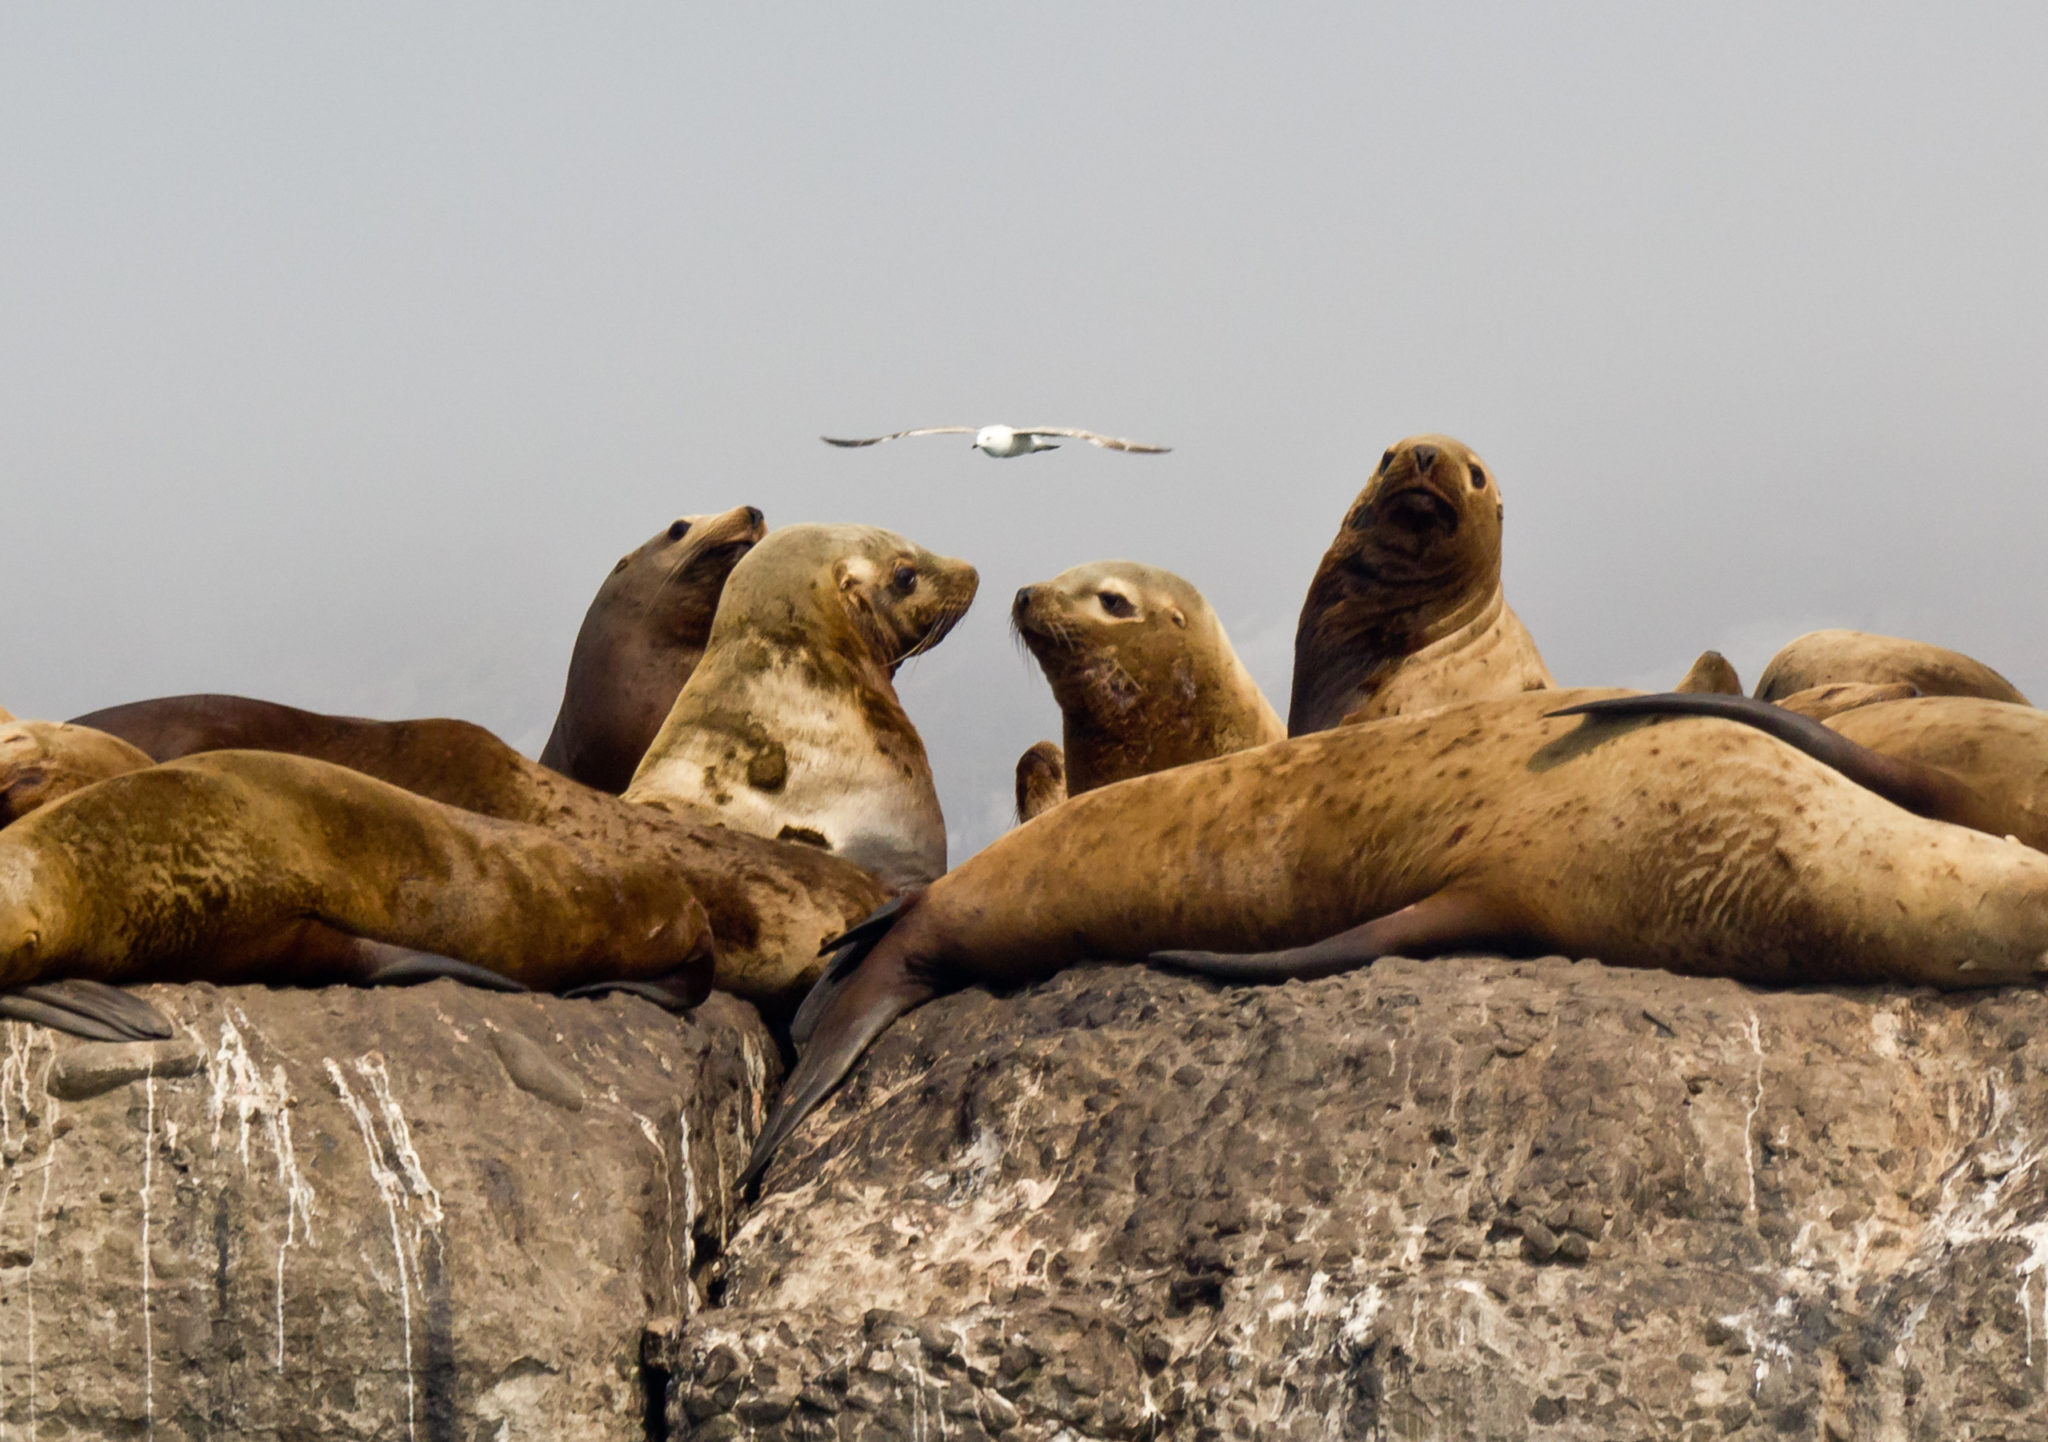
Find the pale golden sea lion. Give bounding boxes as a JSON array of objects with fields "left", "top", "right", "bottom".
[
  {"left": 1755, "top": 629, "right": 2028, "bottom": 706},
  {"left": 0, "top": 720, "right": 153, "bottom": 826},
  {"left": 1012, "top": 560, "right": 1283, "bottom": 799},
  {"left": 746, "top": 687, "right": 2048, "bottom": 1184},
  {"left": 539, "top": 504, "right": 766, "bottom": 792},
  {"left": 0, "top": 751, "right": 715, "bottom": 1040},
  {"left": 626, "top": 524, "right": 978, "bottom": 888},
  {"left": 1290, "top": 434, "right": 1553, "bottom": 735},
  {"left": 1673, "top": 651, "right": 1742, "bottom": 695},
  {"left": 1014, "top": 740, "right": 1067, "bottom": 823}
]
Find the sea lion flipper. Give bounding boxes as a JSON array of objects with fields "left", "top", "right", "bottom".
[
  {"left": 1549, "top": 692, "right": 2016, "bottom": 838},
  {"left": 792, "top": 892, "right": 922, "bottom": 1047},
  {"left": 561, "top": 969, "right": 712, "bottom": 1014},
  {"left": 1150, "top": 886, "right": 1524, "bottom": 982},
  {"left": 360, "top": 945, "right": 533, "bottom": 994},
  {"left": 0, "top": 980, "right": 174, "bottom": 1042}
]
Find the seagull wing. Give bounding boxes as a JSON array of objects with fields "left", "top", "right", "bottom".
[
  {"left": 1018, "top": 427, "right": 1172, "bottom": 454},
  {"left": 820, "top": 427, "right": 978, "bottom": 448}
]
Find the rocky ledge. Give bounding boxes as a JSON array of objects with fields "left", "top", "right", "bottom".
[
  {"left": 0, "top": 980, "right": 776, "bottom": 1442},
  {"left": 669, "top": 956, "right": 2048, "bottom": 1442}
]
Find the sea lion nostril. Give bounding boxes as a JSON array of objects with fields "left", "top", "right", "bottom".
[
  {"left": 743, "top": 506, "right": 764, "bottom": 528},
  {"left": 1013, "top": 587, "right": 1034, "bottom": 613},
  {"left": 1411, "top": 444, "right": 1440, "bottom": 475}
]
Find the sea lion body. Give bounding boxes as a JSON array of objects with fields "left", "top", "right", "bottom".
[
  {"left": 1013, "top": 560, "right": 1283, "bottom": 797},
  {"left": 1772, "top": 682, "right": 1922, "bottom": 721},
  {"left": 0, "top": 720, "right": 153, "bottom": 826},
  {"left": 752, "top": 688, "right": 2048, "bottom": 1181},
  {"left": 0, "top": 751, "right": 712, "bottom": 998},
  {"left": 539, "top": 505, "right": 766, "bottom": 791},
  {"left": 1756, "top": 629, "right": 2027, "bottom": 706},
  {"left": 1825, "top": 697, "right": 2048, "bottom": 840},
  {"left": 1289, "top": 434, "right": 1552, "bottom": 734},
  {"left": 626, "top": 524, "right": 978, "bottom": 887}
]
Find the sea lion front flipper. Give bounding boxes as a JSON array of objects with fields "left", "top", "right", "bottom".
[
  {"left": 0, "top": 979, "right": 175, "bottom": 1042},
  {"left": 790, "top": 891, "right": 922, "bottom": 1048},
  {"left": 1149, "top": 885, "right": 1527, "bottom": 982},
  {"left": 1547, "top": 692, "right": 2019, "bottom": 839},
  {"left": 359, "top": 944, "right": 532, "bottom": 994},
  {"left": 561, "top": 968, "right": 712, "bottom": 1014}
]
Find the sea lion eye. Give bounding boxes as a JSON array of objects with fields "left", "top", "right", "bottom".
[
  {"left": 668, "top": 520, "right": 690, "bottom": 541},
  {"left": 1377, "top": 449, "right": 1394, "bottom": 475},
  {"left": 1468, "top": 464, "right": 1487, "bottom": 490},
  {"left": 1098, "top": 591, "right": 1135, "bottom": 618},
  {"left": 892, "top": 565, "right": 919, "bottom": 593}
]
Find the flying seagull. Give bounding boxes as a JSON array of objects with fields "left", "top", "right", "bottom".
[{"left": 821, "top": 424, "right": 1171, "bottom": 458}]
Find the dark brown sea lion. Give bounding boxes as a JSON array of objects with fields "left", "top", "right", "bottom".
[
  {"left": 1012, "top": 560, "right": 1284, "bottom": 799},
  {"left": 1014, "top": 741, "right": 1067, "bottom": 823},
  {"left": 745, "top": 687, "right": 2048, "bottom": 1185},
  {"left": 0, "top": 720, "right": 154, "bottom": 826},
  {"left": 1289, "top": 434, "right": 1553, "bottom": 735},
  {"left": 539, "top": 504, "right": 766, "bottom": 791},
  {"left": 1755, "top": 629, "right": 2028, "bottom": 706},
  {"left": 0, "top": 751, "right": 715, "bottom": 1040},
  {"left": 625, "top": 524, "right": 978, "bottom": 888}
]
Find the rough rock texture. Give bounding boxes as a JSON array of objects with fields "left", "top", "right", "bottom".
[
  {"left": 669, "top": 957, "right": 2048, "bottom": 1441},
  {"left": 0, "top": 979, "right": 777, "bottom": 1442}
]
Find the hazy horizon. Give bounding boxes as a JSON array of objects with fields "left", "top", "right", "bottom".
[{"left": 7, "top": 6, "right": 2046, "bottom": 859}]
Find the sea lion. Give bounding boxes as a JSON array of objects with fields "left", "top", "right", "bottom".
[
  {"left": 1755, "top": 629, "right": 2028, "bottom": 706},
  {"left": 1011, "top": 560, "right": 1284, "bottom": 797},
  {"left": 1289, "top": 434, "right": 1553, "bottom": 735},
  {"left": 1674, "top": 651, "right": 1742, "bottom": 695},
  {"left": 0, "top": 720, "right": 154, "bottom": 826},
  {"left": 34, "top": 703, "right": 886, "bottom": 1011},
  {"left": 539, "top": 504, "right": 766, "bottom": 791},
  {"left": 1014, "top": 741, "right": 1067, "bottom": 823},
  {"left": 625, "top": 524, "right": 978, "bottom": 888},
  {"left": 1826, "top": 696, "right": 2048, "bottom": 840},
  {"left": 0, "top": 750, "right": 715, "bottom": 1041},
  {"left": 747, "top": 687, "right": 2048, "bottom": 1185}
]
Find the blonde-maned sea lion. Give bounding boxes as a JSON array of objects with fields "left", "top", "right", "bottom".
[
  {"left": 746, "top": 687, "right": 2048, "bottom": 1184},
  {"left": 539, "top": 504, "right": 766, "bottom": 791},
  {"left": 1011, "top": 560, "right": 1284, "bottom": 799},
  {"left": 0, "top": 720, "right": 154, "bottom": 826},
  {"left": 1755, "top": 629, "right": 2028, "bottom": 706},
  {"left": 1674, "top": 651, "right": 1742, "bottom": 695},
  {"left": 1014, "top": 740, "right": 1067, "bottom": 823},
  {"left": 0, "top": 751, "right": 715, "bottom": 1041},
  {"left": 1290, "top": 434, "right": 1553, "bottom": 735},
  {"left": 626, "top": 524, "right": 978, "bottom": 888}
]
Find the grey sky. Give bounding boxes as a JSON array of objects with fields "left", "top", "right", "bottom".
[{"left": 6, "top": 6, "right": 2046, "bottom": 858}]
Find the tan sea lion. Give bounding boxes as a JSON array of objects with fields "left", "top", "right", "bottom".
[
  {"left": 1673, "top": 650, "right": 1742, "bottom": 695},
  {"left": 748, "top": 687, "right": 2048, "bottom": 1185},
  {"left": 539, "top": 504, "right": 766, "bottom": 791},
  {"left": 625, "top": 524, "right": 978, "bottom": 888},
  {"left": 1772, "top": 682, "right": 1922, "bottom": 721},
  {"left": 1823, "top": 695, "right": 2048, "bottom": 851},
  {"left": 0, "top": 720, "right": 154, "bottom": 826},
  {"left": 1289, "top": 434, "right": 1553, "bottom": 735},
  {"left": 1011, "top": 560, "right": 1284, "bottom": 800},
  {"left": 1014, "top": 741, "right": 1067, "bottom": 823},
  {"left": 0, "top": 750, "right": 715, "bottom": 1041},
  {"left": 1755, "top": 629, "right": 2028, "bottom": 706}
]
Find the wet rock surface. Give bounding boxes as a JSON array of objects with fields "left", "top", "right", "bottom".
[
  {"left": 672, "top": 956, "right": 2048, "bottom": 1441},
  {"left": 0, "top": 979, "right": 777, "bottom": 1442}
]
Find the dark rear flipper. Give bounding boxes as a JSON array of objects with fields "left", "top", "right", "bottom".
[
  {"left": 790, "top": 891, "right": 920, "bottom": 1048},
  {"left": 1547, "top": 692, "right": 2016, "bottom": 838},
  {"left": 0, "top": 979, "right": 175, "bottom": 1042},
  {"left": 359, "top": 945, "right": 532, "bottom": 993},
  {"left": 562, "top": 968, "right": 711, "bottom": 1013},
  {"left": 1152, "top": 886, "right": 1529, "bottom": 982}
]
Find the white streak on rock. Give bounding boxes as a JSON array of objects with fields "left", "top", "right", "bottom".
[
  {"left": 139, "top": 1065, "right": 156, "bottom": 1441},
  {"left": 1743, "top": 1012, "right": 1764, "bottom": 1218},
  {"left": 327, "top": 1056, "right": 424, "bottom": 1442}
]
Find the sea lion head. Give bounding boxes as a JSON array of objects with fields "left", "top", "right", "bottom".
[
  {"left": 1013, "top": 559, "right": 1279, "bottom": 793},
  {"left": 1289, "top": 433, "right": 1506, "bottom": 729},
  {"left": 603, "top": 504, "right": 768, "bottom": 646},
  {"left": 713, "top": 523, "right": 979, "bottom": 676}
]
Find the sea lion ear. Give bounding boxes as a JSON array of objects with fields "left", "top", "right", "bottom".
[
  {"left": 836, "top": 555, "right": 876, "bottom": 592},
  {"left": 1170, "top": 608, "right": 1187, "bottom": 629}
]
